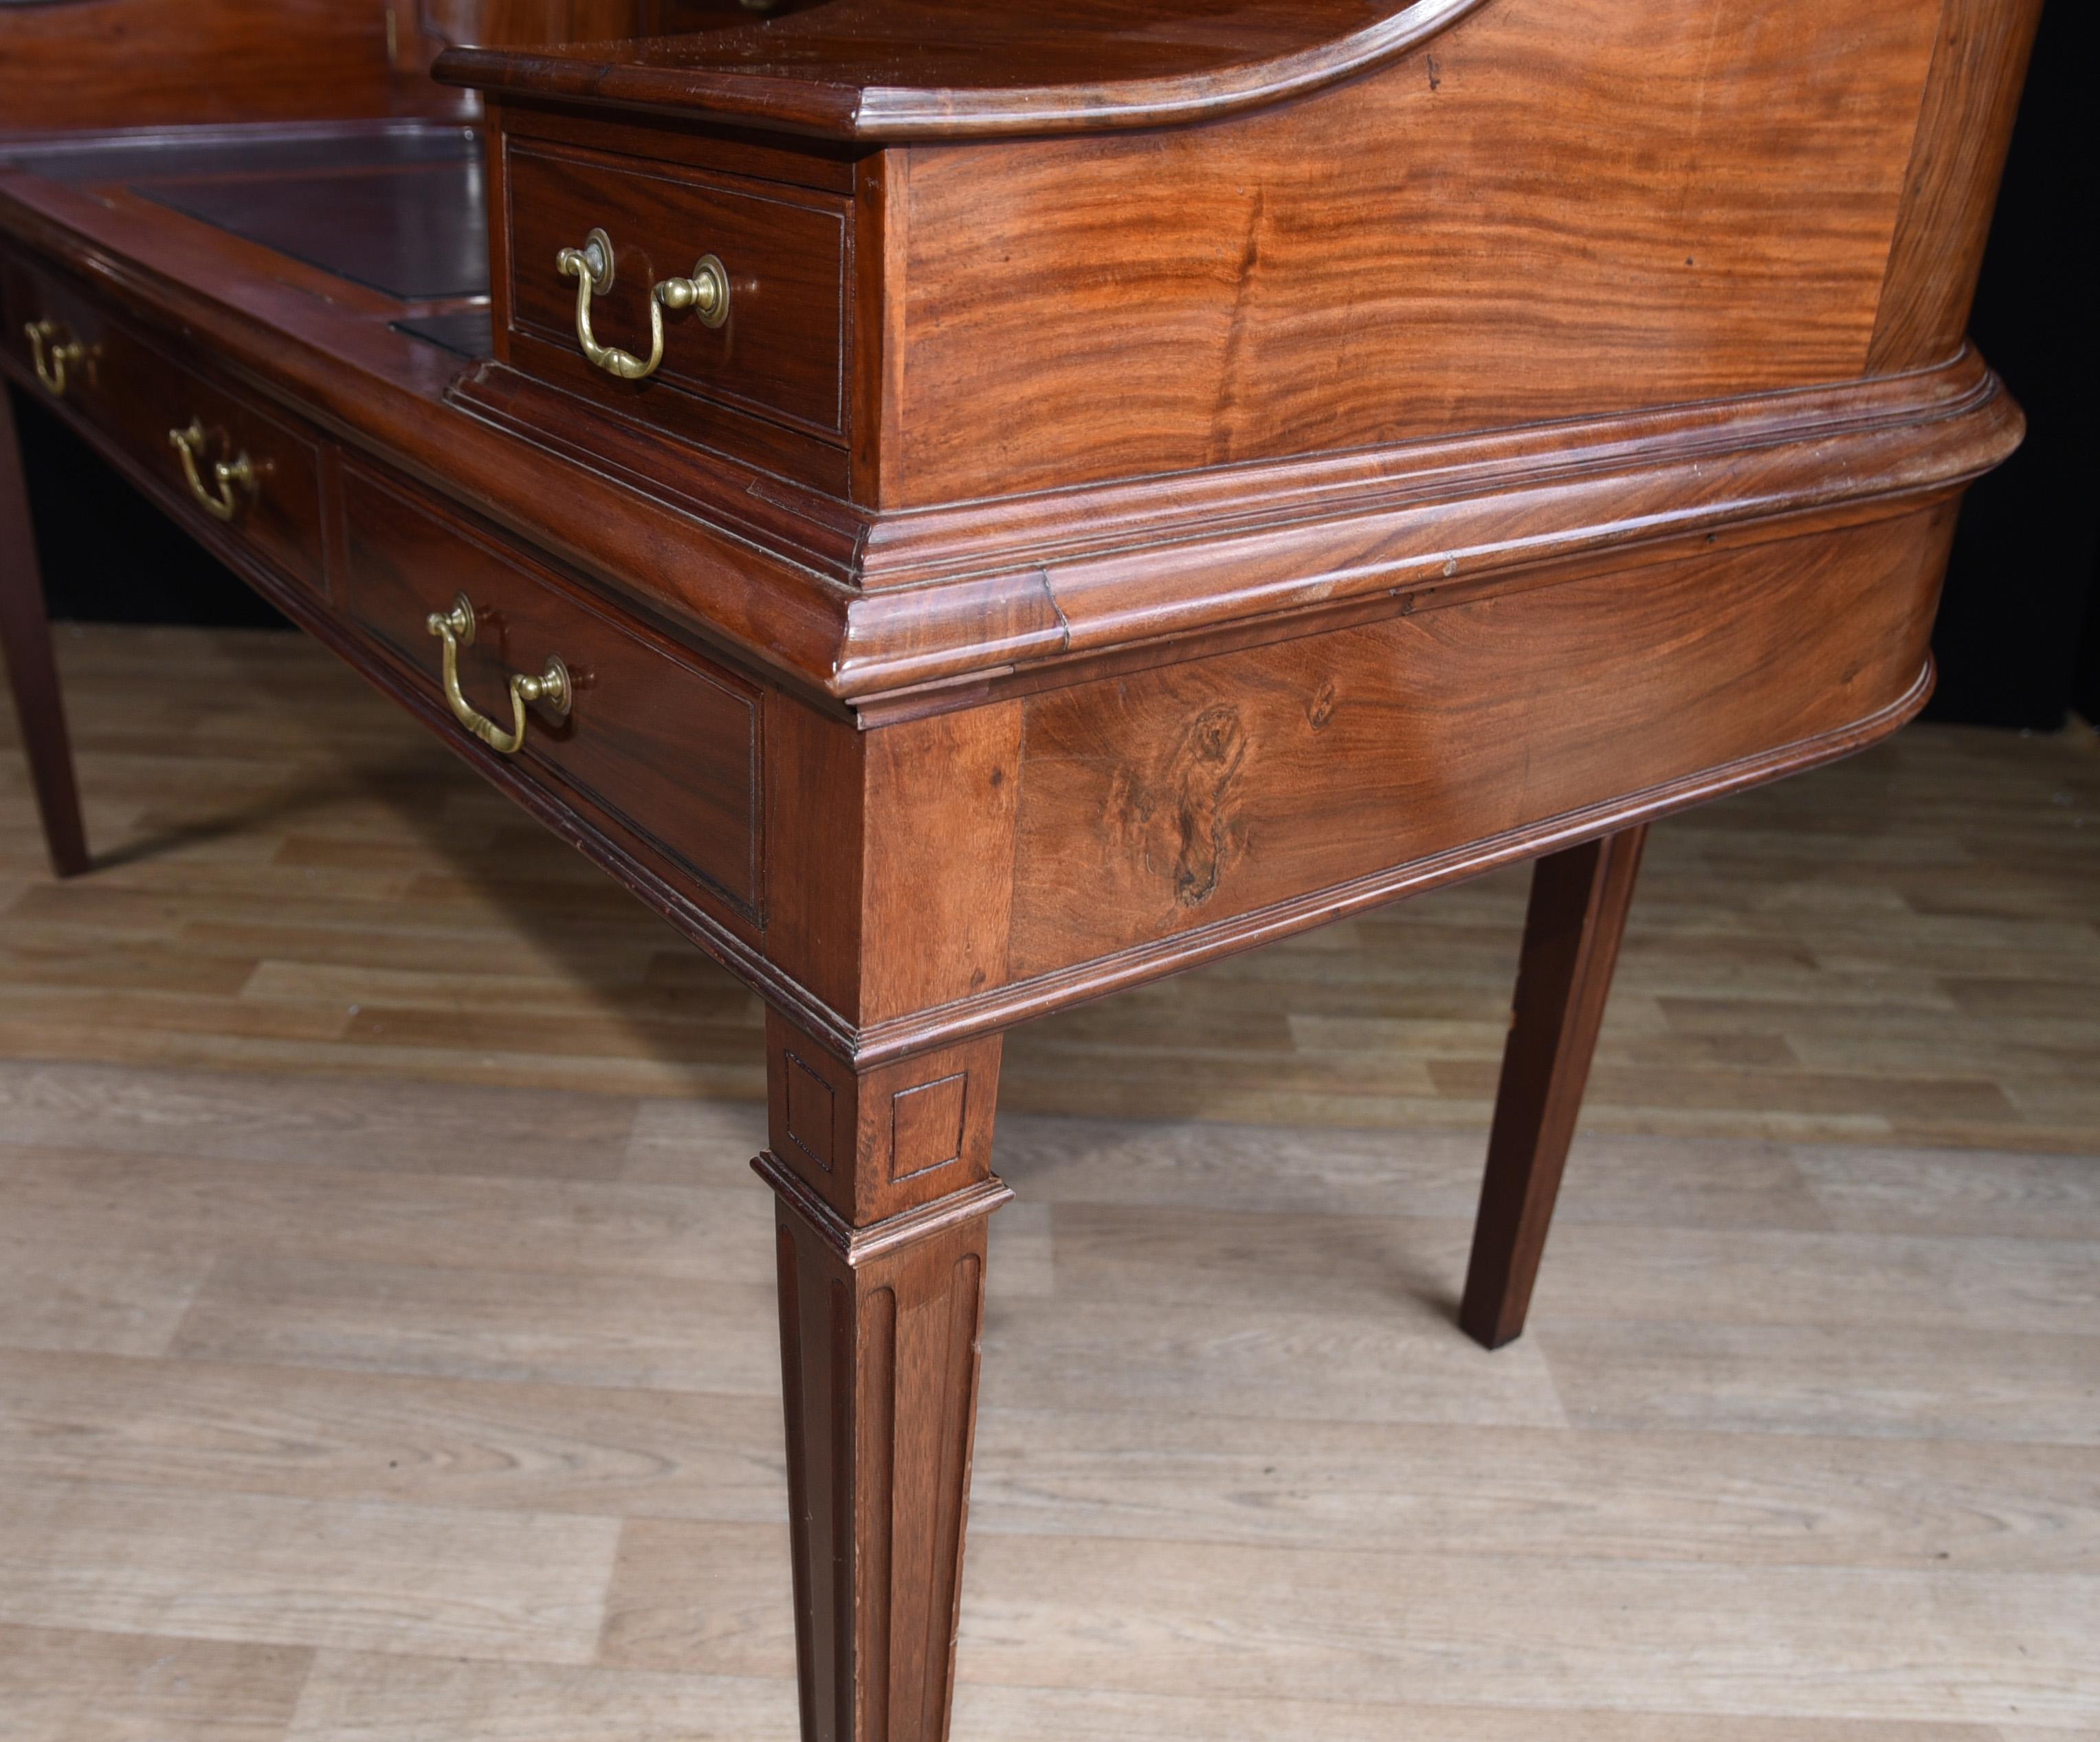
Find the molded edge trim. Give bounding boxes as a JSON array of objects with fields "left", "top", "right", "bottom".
[
  {"left": 434, "top": 0, "right": 1492, "bottom": 142},
  {"left": 826, "top": 357, "right": 2019, "bottom": 703},
  {"left": 754, "top": 1151, "right": 1013, "bottom": 1255},
  {"left": 0, "top": 197, "right": 2016, "bottom": 722}
]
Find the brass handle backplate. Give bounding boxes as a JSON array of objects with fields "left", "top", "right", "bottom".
[
  {"left": 425, "top": 593, "right": 573, "bottom": 757},
  {"left": 168, "top": 420, "right": 257, "bottom": 523},
  {"left": 25, "top": 319, "right": 93, "bottom": 398},
  {"left": 555, "top": 228, "right": 729, "bottom": 383}
]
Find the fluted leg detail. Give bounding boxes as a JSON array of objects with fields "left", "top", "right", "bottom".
[{"left": 758, "top": 1012, "right": 1009, "bottom": 1742}]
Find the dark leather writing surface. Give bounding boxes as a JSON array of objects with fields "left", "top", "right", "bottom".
[{"left": 141, "top": 155, "right": 488, "bottom": 302}]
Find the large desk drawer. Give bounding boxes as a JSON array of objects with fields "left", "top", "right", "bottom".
[
  {"left": 9, "top": 256, "right": 326, "bottom": 591},
  {"left": 337, "top": 460, "right": 764, "bottom": 919}
]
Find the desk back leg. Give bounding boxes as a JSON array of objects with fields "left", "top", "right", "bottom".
[
  {"left": 756, "top": 1009, "right": 1010, "bottom": 1742},
  {"left": 0, "top": 386, "right": 89, "bottom": 878},
  {"left": 1459, "top": 825, "right": 1648, "bottom": 1349}
]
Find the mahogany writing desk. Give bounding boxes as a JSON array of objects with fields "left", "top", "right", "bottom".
[{"left": 0, "top": 1, "right": 2041, "bottom": 1736}]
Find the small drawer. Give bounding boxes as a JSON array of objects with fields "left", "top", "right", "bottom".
[
  {"left": 10, "top": 256, "right": 116, "bottom": 410},
  {"left": 11, "top": 257, "right": 325, "bottom": 591},
  {"left": 505, "top": 137, "right": 849, "bottom": 443},
  {"left": 338, "top": 459, "right": 763, "bottom": 920},
  {"left": 104, "top": 331, "right": 327, "bottom": 591}
]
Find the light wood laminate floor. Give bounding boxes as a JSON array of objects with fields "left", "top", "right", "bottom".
[{"left": 1, "top": 624, "right": 2097, "bottom": 1738}]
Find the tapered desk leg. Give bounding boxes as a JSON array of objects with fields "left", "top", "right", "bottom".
[
  {"left": 0, "top": 387, "right": 89, "bottom": 878},
  {"left": 1460, "top": 826, "right": 1648, "bottom": 1350},
  {"left": 757, "top": 1011, "right": 1009, "bottom": 1742}
]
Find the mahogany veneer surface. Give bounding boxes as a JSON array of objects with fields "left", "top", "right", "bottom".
[{"left": 0, "top": 3, "right": 2047, "bottom": 1738}]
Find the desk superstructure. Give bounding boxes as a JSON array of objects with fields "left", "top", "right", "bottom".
[{"left": 0, "top": 2, "right": 2042, "bottom": 1737}]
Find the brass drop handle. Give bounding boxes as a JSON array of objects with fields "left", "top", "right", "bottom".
[
  {"left": 555, "top": 227, "right": 729, "bottom": 383},
  {"left": 168, "top": 420, "right": 257, "bottom": 523},
  {"left": 25, "top": 319, "right": 91, "bottom": 397},
  {"left": 425, "top": 593, "right": 573, "bottom": 757}
]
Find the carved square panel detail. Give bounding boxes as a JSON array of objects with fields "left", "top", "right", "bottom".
[
  {"left": 889, "top": 1072, "right": 969, "bottom": 1183},
  {"left": 784, "top": 1051, "right": 837, "bottom": 1173}
]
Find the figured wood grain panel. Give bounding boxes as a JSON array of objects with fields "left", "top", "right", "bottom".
[
  {"left": 1867, "top": 0, "right": 2046, "bottom": 372},
  {"left": 1008, "top": 509, "right": 1952, "bottom": 978},
  {"left": 0, "top": 0, "right": 400, "bottom": 136},
  {"left": 890, "top": 0, "right": 1942, "bottom": 504}
]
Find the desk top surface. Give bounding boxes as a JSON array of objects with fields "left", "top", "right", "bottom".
[
  {"left": 1, "top": 122, "right": 494, "bottom": 349},
  {"left": 437, "top": 0, "right": 1488, "bottom": 140}
]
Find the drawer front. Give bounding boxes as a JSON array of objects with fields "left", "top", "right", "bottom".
[
  {"left": 9, "top": 254, "right": 118, "bottom": 413},
  {"left": 338, "top": 460, "right": 763, "bottom": 918},
  {"left": 505, "top": 137, "right": 849, "bottom": 441},
  {"left": 10, "top": 257, "right": 325, "bottom": 591}
]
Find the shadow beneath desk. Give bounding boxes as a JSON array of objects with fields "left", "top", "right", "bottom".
[{"left": 89, "top": 761, "right": 401, "bottom": 873}]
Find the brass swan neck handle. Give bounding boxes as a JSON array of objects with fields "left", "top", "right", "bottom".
[
  {"left": 425, "top": 595, "right": 573, "bottom": 758},
  {"left": 555, "top": 228, "right": 729, "bottom": 384},
  {"left": 168, "top": 420, "right": 256, "bottom": 522},
  {"left": 25, "top": 319, "right": 92, "bottom": 398}
]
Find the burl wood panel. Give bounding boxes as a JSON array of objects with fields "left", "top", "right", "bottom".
[
  {"left": 0, "top": 0, "right": 401, "bottom": 135},
  {"left": 888, "top": 0, "right": 1943, "bottom": 504},
  {"left": 336, "top": 459, "right": 764, "bottom": 918},
  {"left": 1008, "top": 507, "right": 1954, "bottom": 977}
]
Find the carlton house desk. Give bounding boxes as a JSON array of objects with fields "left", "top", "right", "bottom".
[{"left": 0, "top": 2, "right": 2042, "bottom": 1737}]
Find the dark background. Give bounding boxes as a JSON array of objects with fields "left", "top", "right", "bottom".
[
  {"left": 1919, "top": 0, "right": 2097, "bottom": 729},
  {"left": 12, "top": 5, "right": 2097, "bottom": 727}
]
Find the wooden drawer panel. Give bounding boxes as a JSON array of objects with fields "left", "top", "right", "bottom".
[
  {"left": 9, "top": 254, "right": 118, "bottom": 415},
  {"left": 338, "top": 460, "right": 763, "bottom": 918},
  {"left": 100, "top": 329, "right": 328, "bottom": 591},
  {"left": 505, "top": 137, "right": 849, "bottom": 442},
  {"left": 10, "top": 254, "right": 325, "bottom": 591}
]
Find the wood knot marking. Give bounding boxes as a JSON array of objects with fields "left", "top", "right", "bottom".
[
  {"left": 1307, "top": 682, "right": 1338, "bottom": 731},
  {"left": 1107, "top": 703, "right": 1250, "bottom": 911}
]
